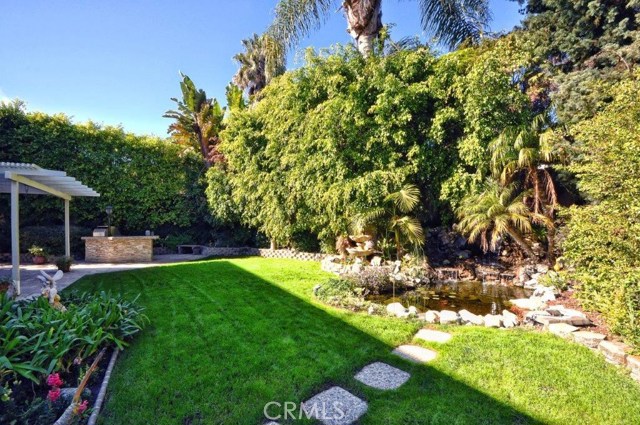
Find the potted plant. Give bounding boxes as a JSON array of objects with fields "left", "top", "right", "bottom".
[
  {"left": 28, "top": 245, "right": 47, "bottom": 264},
  {"left": 55, "top": 256, "right": 73, "bottom": 272}
]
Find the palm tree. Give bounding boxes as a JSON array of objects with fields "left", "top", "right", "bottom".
[
  {"left": 233, "top": 34, "right": 285, "bottom": 97},
  {"left": 456, "top": 180, "right": 551, "bottom": 259},
  {"left": 352, "top": 184, "right": 425, "bottom": 259},
  {"left": 163, "top": 74, "right": 225, "bottom": 167},
  {"left": 268, "top": 0, "right": 490, "bottom": 57},
  {"left": 490, "top": 114, "right": 566, "bottom": 260}
]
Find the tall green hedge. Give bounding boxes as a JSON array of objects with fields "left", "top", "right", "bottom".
[
  {"left": 0, "top": 101, "right": 213, "bottom": 253},
  {"left": 563, "top": 73, "right": 640, "bottom": 347}
]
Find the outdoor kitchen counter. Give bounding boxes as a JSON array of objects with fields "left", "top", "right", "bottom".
[{"left": 81, "top": 236, "right": 159, "bottom": 263}]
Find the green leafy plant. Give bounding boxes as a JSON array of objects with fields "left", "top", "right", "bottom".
[
  {"left": 55, "top": 256, "right": 72, "bottom": 273},
  {"left": 28, "top": 245, "right": 46, "bottom": 257}
]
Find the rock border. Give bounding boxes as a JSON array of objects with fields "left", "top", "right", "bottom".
[{"left": 87, "top": 348, "right": 120, "bottom": 425}]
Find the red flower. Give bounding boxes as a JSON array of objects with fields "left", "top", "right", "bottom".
[
  {"left": 48, "top": 388, "right": 61, "bottom": 403},
  {"left": 74, "top": 399, "right": 89, "bottom": 415},
  {"left": 46, "top": 373, "right": 63, "bottom": 388}
]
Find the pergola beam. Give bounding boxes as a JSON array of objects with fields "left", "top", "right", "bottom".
[
  {"left": 5, "top": 172, "right": 72, "bottom": 200},
  {"left": 11, "top": 180, "right": 20, "bottom": 295}
]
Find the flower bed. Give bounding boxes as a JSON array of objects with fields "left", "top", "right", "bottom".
[{"left": 0, "top": 291, "right": 148, "bottom": 424}]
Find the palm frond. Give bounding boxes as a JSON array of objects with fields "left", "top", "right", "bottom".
[
  {"left": 268, "top": 0, "right": 335, "bottom": 51},
  {"left": 385, "top": 184, "right": 421, "bottom": 213},
  {"left": 417, "top": 0, "right": 491, "bottom": 49}
]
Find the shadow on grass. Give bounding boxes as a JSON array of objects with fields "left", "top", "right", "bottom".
[{"left": 66, "top": 259, "right": 540, "bottom": 425}]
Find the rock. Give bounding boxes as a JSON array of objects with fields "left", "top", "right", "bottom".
[
  {"left": 502, "top": 310, "right": 519, "bottom": 328},
  {"left": 533, "top": 285, "right": 556, "bottom": 301},
  {"left": 439, "top": 310, "right": 459, "bottom": 325},
  {"left": 536, "top": 263, "right": 550, "bottom": 273},
  {"left": 352, "top": 263, "right": 363, "bottom": 274},
  {"left": 456, "top": 250, "right": 471, "bottom": 260},
  {"left": 627, "top": 355, "right": 640, "bottom": 382},
  {"left": 459, "top": 309, "right": 484, "bottom": 325},
  {"left": 548, "top": 323, "right": 579, "bottom": 338},
  {"left": 525, "top": 310, "right": 550, "bottom": 322},
  {"left": 370, "top": 256, "right": 383, "bottom": 267},
  {"left": 408, "top": 306, "right": 418, "bottom": 317},
  {"left": 557, "top": 308, "right": 586, "bottom": 318},
  {"left": 524, "top": 279, "right": 539, "bottom": 289},
  {"left": 572, "top": 331, "right": 606, "bottom": 348},
  {"left": 313, "top": 284, "right": 321, "bottom": 296},
  {"left": 534, "top": 315, "right": 591, "bottom": 327},
  {"left": 484, "top": 314, "right": 503, "bottom": 328},
  {"left": 598, "top": 340, "right": 632, "bottom": 365},
  {"left": 386, "top": 302, "right": 407, "bottom": 317},
  {"left": 424, "top": 310, "right": 439, "bottom": 324},
  {"left": 393, "top": 260, "right": 401, "bottom": 274},
  {"left": 510, "top": 298, "right": 548, "bottom": 311}
]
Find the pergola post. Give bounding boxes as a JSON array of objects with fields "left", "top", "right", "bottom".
[
  {"left": 10, "top": 180, "right": 20, "bottom": 296},
  {"left": 64, "top": 198, "right": 71, "bottom": 257}
]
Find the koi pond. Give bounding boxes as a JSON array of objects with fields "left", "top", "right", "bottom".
[{"left": 368, "top": 280, "right": 533, "bottom": 316}]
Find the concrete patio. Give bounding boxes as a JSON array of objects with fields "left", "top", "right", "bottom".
[{"left": 0, "top": 254, "right": 206, "bottom": 300}]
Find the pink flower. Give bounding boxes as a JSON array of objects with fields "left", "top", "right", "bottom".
[
  {"left": 46, "top": 373, "right": 63, "bottom": 388},
  {"left": 74, "top": 399, "right": 89, "bottom": 415},
  {"left": 47, "top": 388, "right": 61, "bottom": 403}
]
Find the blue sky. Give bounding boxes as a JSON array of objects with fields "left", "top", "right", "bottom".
[{"left": 0, "top": 1, "right": 523, "bottom": 136}]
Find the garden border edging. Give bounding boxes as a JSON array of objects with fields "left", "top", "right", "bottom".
[{"left": 87, "top": 348, "right": 120, "bottom": 425}]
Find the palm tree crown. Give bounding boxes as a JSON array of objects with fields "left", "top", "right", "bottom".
[
  {"left": 456, "top": 180, "right": 550, "bottom": 258},
  {"left": 268, "top": 0, "right": 490, "bottom": 56},
  {"left": 233, "top": 34, "right": 285, "bottom": 97}
]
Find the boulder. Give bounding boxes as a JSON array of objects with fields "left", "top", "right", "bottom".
[
  {"left": 502, "top": 310, "right": 519, "bottom": 328},
  {"left": 408, "top": 306, "right": 418, "bottom": 317},
  {"left": 424, "top": 310, "right": 440, "bottom": 324},
  {"left": 534, "top": 315, "right": 591, "bottom": 327},
  {"left": 572, "top": 331, "right": 606, "bottom": 349},
  {"left": 536, "top": 263, "right": 550, "bottom": 273},
  {"left": 370, "top": 256, "right": 383, "bottom": 267},
  {"left": 598, "top": 340, "right": 632, "bottom": 365},
  {"left": 459, "top": 309, "right": 484, "bottom": 325},
  {"left": 439, "top": 310, "right": 460, "bottom": 325},
  {"left": 386, "top": 302, "right": 407, "bottom": 318},
  {"left": 484, "top": 314, "right": 503, "bottom": 328},
  {"left": 510, "top": 298, "right": 548, "bottom": 311},
  {"left": 548, "top": 323, "right": 579, "bottom": 338},
  {"left": 627, "top": 355, "right": 640, "bottom": 382}
]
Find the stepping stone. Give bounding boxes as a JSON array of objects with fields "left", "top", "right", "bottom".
[
  {"left": 354, "top": 362, "right": 410, "bottom": 390},
  {"left": 392, "top": 345, "right": 437, "bottom": 363},
  {"left": 303, "top": 386, "right": 367, "bottom": 425},
  {"left": 548, "top": 323, "right": 578, "bottom": 338},
  {"left": 415, "top": 329, "right": 452, "bottom": 343}
]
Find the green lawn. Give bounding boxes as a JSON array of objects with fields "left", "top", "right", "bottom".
[{"left": 67, "top": 258, "right": 640, "bottom": 425}]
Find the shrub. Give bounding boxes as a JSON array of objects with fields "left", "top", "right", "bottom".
[
  {"left": 352, "top": 267, "right": 392, "bottom": 295},
  {"left": 563, "top": 73, "right": 640, "bottom": 348},
  {"left": 55, "top": 256, "right": 72, "bottom": 272},
  {"left": 314, "top": 278, "right": 369, "bottom": 311},
  {"left": 20, "top": 225, "right": 91, "bottom": 257},
  {"left": 0, "top": 291, "right": 148, "bottom": 424}
]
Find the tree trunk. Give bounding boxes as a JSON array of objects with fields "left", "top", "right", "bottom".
[
  {"left": 505, "top": 225, "right": 537, "bottom": 259},
  {"left": 343, "top": 0, "right": 383, "bottom": 57},
  {"left": 270, "top": 239, "right": 276, "bottom": 250}
]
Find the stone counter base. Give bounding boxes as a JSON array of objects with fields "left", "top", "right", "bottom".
[{"left": 82, "top": 236, "right": 159, "bottom": 263}]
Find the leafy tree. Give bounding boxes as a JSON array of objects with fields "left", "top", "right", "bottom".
[
  {"left": 516, "top": 0, "right": 640, "bottom": 123},
  {"left": 456, "top": 180, "right": 550, "bottom": 258},
  {"left": 232, "top": 33, "right": 285, "bottom": 98},
  {"left": 209, "top": 46, "right": 455, "bottom": 250},
  {"left": 351, "top": 184, "right": 425, "bottom": 259},
  {"left": 163, "top": 74, "right": 226, "bottom": 167},
  {"left": 563, "top": 72, "right": 640, "bottom": 346},
  {"left": 268, "top": 0, "right": 491, "bottom": 57}
]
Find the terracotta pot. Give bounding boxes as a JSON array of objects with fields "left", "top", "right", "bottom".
[{"left": 32, "top": 255, "right": 46, "bottom": 265}]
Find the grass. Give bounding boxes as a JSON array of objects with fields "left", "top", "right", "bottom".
[{"left": 66, "top": 258, "right": 640, "bottom": 425}]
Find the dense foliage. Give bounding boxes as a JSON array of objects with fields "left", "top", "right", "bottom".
[
  {"left": 0, "top": 291, "right": 148, "bottom": 423},
  {"left": 562, "top": 73, "right": 640, "bottom": 347},
  {"left": 0, "top": 101, "right": 216, "bottom": 253}
]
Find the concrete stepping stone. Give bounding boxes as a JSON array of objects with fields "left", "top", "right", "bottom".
[
  {"left": 302, "top": 386, "right": 367, "bottom": 425},
  {"left": 415, "top": 329, "right": 452, "bottom": 343},
  {"left": 548, "top": 323, "right": 578, "bottom": 338},
  {"left": 354, "top": 362, "right": 410, "bottom": 390},
  {"left": 392, "top": 345, "right": 437, "bottom": 363}
]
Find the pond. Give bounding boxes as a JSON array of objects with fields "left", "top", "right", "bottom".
[{"left": 368, "top": 281, "right": 533, "bottom": 316}]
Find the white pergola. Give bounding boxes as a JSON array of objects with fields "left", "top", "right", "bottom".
[{"left": 1, "top": 162, "right": 100, "bottom": 295}]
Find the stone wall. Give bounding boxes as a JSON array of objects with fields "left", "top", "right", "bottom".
[
  {"left": 201, "top": 247, "right": 326, "bottom": 261},
  {"left": 82, "top": 236, "right": 158, "bottom": 263}
]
